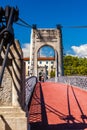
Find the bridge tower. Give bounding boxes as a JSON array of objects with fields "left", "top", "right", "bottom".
[{"left": 30, "top": 25, "right": 64, "bottom": 78}]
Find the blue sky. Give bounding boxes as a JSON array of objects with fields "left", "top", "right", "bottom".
[{"left": 1, "top": 0, "right": 87, "bottom": 57}]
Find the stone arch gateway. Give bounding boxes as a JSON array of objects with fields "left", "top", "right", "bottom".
[{"left": 29, "top": 25, "right": 64, "bottom": 78}]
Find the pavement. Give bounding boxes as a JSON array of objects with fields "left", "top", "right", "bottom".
[{"left": 28, "top": 82, "right": 87, "bottom": 130}]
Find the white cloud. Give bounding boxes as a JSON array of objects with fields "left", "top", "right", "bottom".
[
  {"left": 22, "top": 43, "right": 30, "bottom": 58},
  {"left": 71, "top": 44, "right": 87, "bottom": 57}
]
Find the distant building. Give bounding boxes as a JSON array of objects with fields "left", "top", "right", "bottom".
[{"left": 23, "top": 57, "right": 55, "bottom": 79}]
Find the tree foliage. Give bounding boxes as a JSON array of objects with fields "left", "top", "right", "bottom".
[
  {"left": 63, "top": 55, "right": 87, "bottom": 76},
  {"left": 50, "top": 70, "right": 55, "bottom": 78}
]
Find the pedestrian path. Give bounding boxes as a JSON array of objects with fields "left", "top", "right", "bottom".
[{"left": 28, "top": 82, "right": 87, "bottom": 130}]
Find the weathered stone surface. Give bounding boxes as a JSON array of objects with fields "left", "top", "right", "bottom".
[
  {"left": 0, "top": 40, "right": 27, "bottom": 130},
  {"left": 0, "top": 39, "right": 23, "bottom": 59},
  {"left": 0, "top": 39, "right": 24, "bottom": 107},
  {"left": 0, "top": 107, "right": 27, "bottom": 130},
  {"left": 0, "top": 60, "right": 12, "bottom": 106},
  {"left": 0, "top": 117, "right": 5, "bottom": 130}
]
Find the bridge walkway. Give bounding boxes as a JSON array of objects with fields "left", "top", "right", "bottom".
[{"left": 28, "top": 82, "right": 87, "bottom": 130}]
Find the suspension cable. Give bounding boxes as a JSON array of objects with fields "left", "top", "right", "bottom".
[
  {"left": 0, "top": 39, "right": 4, "bottom": 55},
  {"left": 18, "top": 17, "right": 33, "bottom": 28},
  {"left": 16, "top": 22, "right": 31, "bottom": 28}
]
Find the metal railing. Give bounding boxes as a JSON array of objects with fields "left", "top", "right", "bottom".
[
  {"left": 46, "top": 76, "right": 87, "bottom": 90},
  {"left": 25, "top": 76, "right": 38, "bottom": 107}
]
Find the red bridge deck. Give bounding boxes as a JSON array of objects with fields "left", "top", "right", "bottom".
[{"left": 28, "top": 82, "right": 87, "bottom": 130}]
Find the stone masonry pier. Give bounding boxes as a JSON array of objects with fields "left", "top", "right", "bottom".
[{"left": 0, "top": 40, "right": 27, "bottom": 130}]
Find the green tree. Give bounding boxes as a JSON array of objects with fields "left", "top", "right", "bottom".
[
  {"left": 63, "top": 55, "right": 87, "bottom": 76},
  {"left": 50, "top": 70, "right": 55, "bottom": 78}
]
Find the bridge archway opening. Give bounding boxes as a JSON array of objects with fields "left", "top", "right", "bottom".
[{"left": 37, "top": 45, "right": 55, "bottom": 80}]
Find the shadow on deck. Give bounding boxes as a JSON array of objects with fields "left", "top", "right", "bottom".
[{"left": 28, "top": 82, "right": 87, "bottom": 130}]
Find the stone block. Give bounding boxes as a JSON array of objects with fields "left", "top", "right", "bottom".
[
  {"left": 0, "top": 107, "right": 27, "bottom": 130},
  {"left": 0, "top": 117, "right": 5, "bottom": 130}
]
